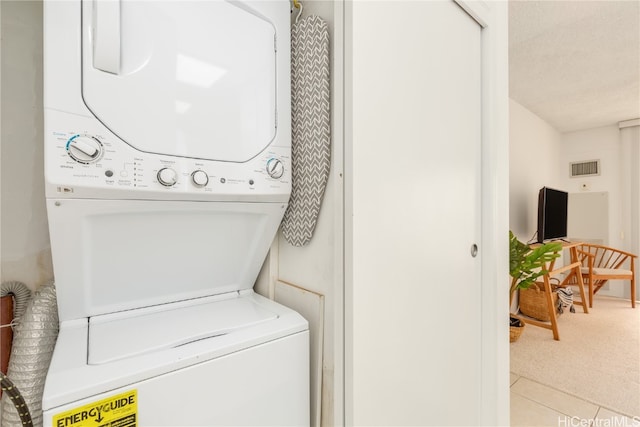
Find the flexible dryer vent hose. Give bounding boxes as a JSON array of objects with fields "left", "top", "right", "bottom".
[
  {"left": 1, "top": 282, "right": 58, "bottom": 427},
  {"left": 1, "top": 281, "right": 32, "bottom": 382},
  {"left": 1, "top": 281, "right": 32, "bottom": 325},
  {"left": 0, "top": 371, "right": 33, "bottom": 426}
]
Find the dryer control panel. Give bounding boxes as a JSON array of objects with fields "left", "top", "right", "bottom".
[{"left": 45, "top": 110, "right": 291, "bottom": 202}]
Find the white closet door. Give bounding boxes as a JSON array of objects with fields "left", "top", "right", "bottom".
[{"left": 347, "top": 1, "right": 482, "bottom": 425}]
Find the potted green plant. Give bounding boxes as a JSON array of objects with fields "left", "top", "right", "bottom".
[{"left": 509, "top": 231, "right": 562, "bottom": 342}]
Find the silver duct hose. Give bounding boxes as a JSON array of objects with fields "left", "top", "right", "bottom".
[
  {"left": 1, "top": 282, "right": 59, "bottom": 427},
  {"left": 1, "top": 280, "right": 32, "bottom": 325},
  {"left": 0, "top": 371, "right": 33, "bottom": 426}
]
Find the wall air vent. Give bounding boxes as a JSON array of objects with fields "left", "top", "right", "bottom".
[{"left": 570, "top": 160, "right": 600, "bottom": 177}]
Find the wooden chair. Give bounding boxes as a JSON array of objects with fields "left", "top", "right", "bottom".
[{"left": 576, "top": 244, "right": 637, "bottom": 308}]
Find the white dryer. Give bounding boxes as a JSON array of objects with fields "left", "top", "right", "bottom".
[{"left": 42, "top": 1, "right": 309, "bottom": 426}]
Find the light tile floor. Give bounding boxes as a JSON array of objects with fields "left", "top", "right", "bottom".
[{"left": 510, "top": 373, "right": 639, "bottom": 427}]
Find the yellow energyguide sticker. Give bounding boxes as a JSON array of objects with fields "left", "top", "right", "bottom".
[{"left": 52, "top": 389, "right": 137, "bottom": 427}]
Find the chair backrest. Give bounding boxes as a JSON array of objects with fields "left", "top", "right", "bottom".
[{"left": 577, "top": 243, "right": 636, "bottom": 270}]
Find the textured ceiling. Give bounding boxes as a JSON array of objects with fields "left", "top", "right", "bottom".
[{"left": 509, "top": 0, "right": 640, "bottom": 133}]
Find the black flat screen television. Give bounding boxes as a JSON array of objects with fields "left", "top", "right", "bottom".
[{"left": 537, "top": 187, "right": 568, "bottom": 243}]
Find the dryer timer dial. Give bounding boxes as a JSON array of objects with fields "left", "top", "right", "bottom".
[
  {"left": 266, "top": 158, "right": 284, "bottom": 179},
  {"left": 67, "top": 135, "right": 103, "bottom": 164}
]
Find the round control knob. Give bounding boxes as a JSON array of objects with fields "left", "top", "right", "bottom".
[
  {"left": 191, "top": 170, "right": 209, "bottom": 187},
  {"left": 157, "top": 167, "right": 178, "bottom": 187},
  {"left": 67, "top": 135, "right": 103, "bottom": 164},
  {"left": 266, "top": 158, "right": 284, "bottom": 179}
]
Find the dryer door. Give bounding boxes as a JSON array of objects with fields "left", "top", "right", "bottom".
[{"left": 81, "top": 0, "right": 277, "bottom": 162}]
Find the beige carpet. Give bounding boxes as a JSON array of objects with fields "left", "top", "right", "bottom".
[{"left": 510, "top": 295, "right": 640, "bottom": 417}]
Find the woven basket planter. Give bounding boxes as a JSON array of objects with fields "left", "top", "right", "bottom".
[
  {"left": 509, "top": 317, "right": 525, "bottom": 343},
  {"left": 520, "top": 282, "right": 557, "bottom": 322}
]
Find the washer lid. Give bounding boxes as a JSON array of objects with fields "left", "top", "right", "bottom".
[
  {"left": 81, "top": 0, "right": 277, "bottom": 162},
  {"left": 88, "top": 293, "right": 277, "bottom": 365}
]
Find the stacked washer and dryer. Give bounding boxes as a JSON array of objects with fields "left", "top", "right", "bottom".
[{"left": 42, "top": 0, "right": 309, "bottom": 425}]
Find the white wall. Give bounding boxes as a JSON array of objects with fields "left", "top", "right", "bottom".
[
  {"left": 0, "top": 4, "right": 4, "bottom": 421},
  {"left": 0, "top": 0, "right": 2, "bottom": 413},
  {"left": 509, "top": 99, "right": 563, "bottom": 241},
  {"left": 558, "top": 125, "right": 623, "bottom": 249},
  {"left": 557, "top": 122, "right": 640, "bottom": 299},
  {"left": 620, "top": 123, "right": 640, "bottom": 299},
  {"left": 0, "top": 0, "right": 52, "bottom": 291}
]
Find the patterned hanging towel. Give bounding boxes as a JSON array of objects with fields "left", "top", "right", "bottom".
[
  {"left": 281, "top": 15, "right": 331, "bottom": 247},
  {"left": 556, "top": 286, "right": 576, "bottom": 314}
]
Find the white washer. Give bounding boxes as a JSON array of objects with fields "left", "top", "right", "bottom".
[{"left": 42, "top": 1, "right": 309, "bottom": 426}]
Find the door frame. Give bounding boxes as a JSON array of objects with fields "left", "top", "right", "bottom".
[{"left": 455, "top": 1, "right": 510, "bottom": 424}]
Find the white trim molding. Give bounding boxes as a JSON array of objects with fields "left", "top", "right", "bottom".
[{"left": 619, "top": 118, "right": 640, "bottom": 129}]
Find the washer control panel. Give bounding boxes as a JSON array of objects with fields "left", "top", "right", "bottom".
[
  {"left": 266, "top": 158, "right": 285, "bottom": 179},
  {"left": 67, "top": 134, "right": 104, "bottom": 164},
  {"left": 157, "top": 167, "right": 178, "bottom": 187},
  {"left": 191, "top": 170, "right": 209, "bottom": 187},
  {"left": 45, "top": 111, "right": 290, "bottom": 201}
]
